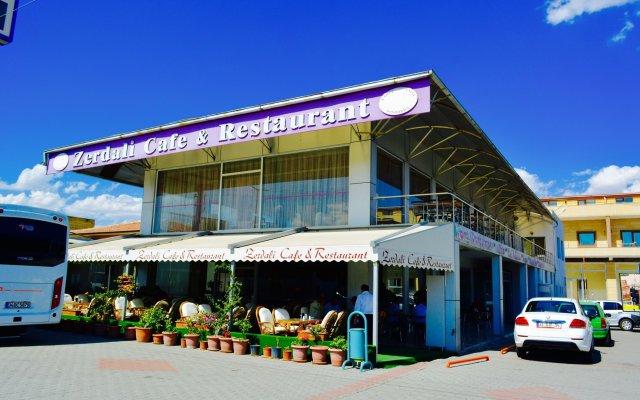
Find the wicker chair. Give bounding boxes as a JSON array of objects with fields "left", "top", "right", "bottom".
[
  {"left": 273, "top": 307, "right": 297, "bottom": 334},
  {"left": 320, "top": 310, "right": 338, "bottom": 332},
  {"left": 256, "top": 306, "right": 286, "bottom": 335},
  {"left": 329, "top": 310, "right": 347, "bottom": 339},
  {"left": 179, "top": 301, "right": 198, "bottom": 319}
]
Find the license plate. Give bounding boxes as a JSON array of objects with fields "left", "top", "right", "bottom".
[
  {"left": 5, "top": 301, "right": 31, "bottom": 309},
  {"left": 536, "top": 321, "right": 560, "bottom": 329}
]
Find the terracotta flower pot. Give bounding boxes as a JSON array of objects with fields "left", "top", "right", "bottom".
[
  {"left": 108, "top": 325, "right": 121, "bottom": 338},
  {"left": 162, "top": 332, "right": 178, "bottom": 346},
  {"left": 207, "top": 335, "right": 221, "bottom": 351},
  {"left": 180, "top": 338, "right": 187, "bottom": 348},
  {"left": 183, "top": 333, "right": 199, "bottom": 349},
  {"left": 219, "top": 337, "right": 234, "bottom": 353},
  {"left": 310, "top": 345, "right": 329, "bottom": 365},
  {"left": 232, "top": 338, "right": 249, "bottom": 355},
  {"left": 135, "top": 327, "right": 152, "bottom": 343},
  {"left": 291, "top": 344, "right": 309, "bottom": 363},
  {"left": 200, "top": 340, "right": 208, "bottom": 350},
  {"left": 152, "top": 333, "right": 164, "bottom": 345},
  {"left": 262, "top": 347, "right": 272, "bottom": 358},
  {"left": 125, "top": 326, "right": 137, "bottom": 340},
  {"left": 282, "top": 349, "right": 292, "bottom": 361},
  {"left": 94, "top": 323, "right": 107, "bottom": 337},
  {"left": 329, "top": 348, "right": 347, "bottom": 367}
]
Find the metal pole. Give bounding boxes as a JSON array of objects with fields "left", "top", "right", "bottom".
[
  {"left": 228, "top": 261, "right": 237, "bottom": 330},
  {"left": 373, "top": 261, "right": 379, "bottom": 359}
]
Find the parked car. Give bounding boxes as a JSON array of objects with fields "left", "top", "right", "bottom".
[
  {"left": 594, "top": 300, "right": 640, "bottom": 332},
  {"left": 514, "top": 297, "right": 594, "bottom": 362},
  {"left": 579, "top": 301, "right": 612, "bottom": 346}
]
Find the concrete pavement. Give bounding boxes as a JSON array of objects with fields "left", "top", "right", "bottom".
[{"left": 1, "top": 326, "right": 639, "bottom": 400}]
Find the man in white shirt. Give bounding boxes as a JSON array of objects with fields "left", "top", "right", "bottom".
[{"left": 355, "top": 284, "right": 373, "bottom": 341}]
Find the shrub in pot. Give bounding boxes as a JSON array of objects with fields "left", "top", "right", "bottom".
[{"left": 328, "top": 336, "right": 348, "bottom": 367}]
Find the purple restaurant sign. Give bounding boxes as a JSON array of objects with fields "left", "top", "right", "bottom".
[{"left": 46, "top": 78, "right": 430, "bottom": 174}]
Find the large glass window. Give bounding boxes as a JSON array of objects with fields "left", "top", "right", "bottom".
[
  {"left": 154, "top": 164, "right": 220, "bottom": 232},
  {"left": 220, "top": 160, "right": 261, "bottom": 230},
  {"left": 261, "top": 148, "right": 349, "bottom": 228},
  {"left": 577, "top": 231, "right": 596, "bottom": 246},
  {"left": 621, "top": 231, "right": 640, "bottom": 247}
]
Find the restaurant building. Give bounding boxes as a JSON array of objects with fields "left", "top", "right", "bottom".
[{"left": 44, "top": 71, "right": 565, "bottom": 353}]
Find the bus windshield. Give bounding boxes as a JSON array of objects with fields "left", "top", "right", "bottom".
[{"left": 0, "top": 217, "right": 67, "bottom": 267}]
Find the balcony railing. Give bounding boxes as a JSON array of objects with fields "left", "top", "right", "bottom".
[{"left": 374, "top": 192, "right": 555, "bottom": 266}]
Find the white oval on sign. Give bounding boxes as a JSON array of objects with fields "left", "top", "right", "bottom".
[
  {"left": 52, "top": 153, "right": 69, "bottom": 171},
  {"left": 379, "top": 87, "right": 419, "bottom": 116}
]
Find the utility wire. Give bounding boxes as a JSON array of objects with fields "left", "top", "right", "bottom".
[{"left": 1, "top": 0, "right": 40, "bottom": 20}]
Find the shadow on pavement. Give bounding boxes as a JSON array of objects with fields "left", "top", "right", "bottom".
[{"left": 0, "top": 326, "right": 127, "bottom": 348}]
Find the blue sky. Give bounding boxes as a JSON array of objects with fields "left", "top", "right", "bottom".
[{"left": 1, "top": 1, "right": 640, "bottom": 225}]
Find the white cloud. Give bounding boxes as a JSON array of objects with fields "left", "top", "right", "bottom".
[
  {"left": 580, "top": 165, "right": 640, "bottom": 194},
  {"left": 611, "top": 19, "right": 635, "bottom": 42},
  {"left": 0, "top": 164, "right": 63, "bottom": 191},
  {"left": 515, "top": 168, "right": 556, "bottom": 197},
  {"left": 545, "top": 0, "right": 639, "bottom": 25},
  {"left": 64, "top": 181, "right": 99, "bottom": 194},
  {"left": 0, "top": 163, "right": 142, "bottom": 226},
  {"left": 572, "top": 168, "right": 594, "bottom": 176},
  {"left": 64, "top": 194, "right": 142, "bottom": 225}
]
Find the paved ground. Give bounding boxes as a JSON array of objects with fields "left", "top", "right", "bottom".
[{"left": 1, "top": 326, "right": 639, "bottom": 400}]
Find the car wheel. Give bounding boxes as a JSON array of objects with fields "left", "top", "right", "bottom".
[
  {"left": 582, "top": 340, "right": 595, "bottom": 364},
  {"left": 619, "top": 318, "right": 633, "bottom": 331},
  {"left": 604, "top": 332, "right": 613, "bottom": 347},
  {"left": 516, "top": 347, "right": 527, "bottom": 359}
]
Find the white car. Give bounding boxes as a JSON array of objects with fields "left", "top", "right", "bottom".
[{"left": 514, "top": 297, "right": 594, "bottom": 361}]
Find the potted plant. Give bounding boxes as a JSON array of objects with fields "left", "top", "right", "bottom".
[
  {"left": 262, "top": 346, "right": 272, "bottom": 358},
  {"left": 88, "top": 291, "right": 115, "bottom": 336},
  {"left": 232, "top": 319, "right": 252, "bottom": 355},
  {"left": 107, "top": 319, "right": 121, "bottom": 338},
  {"left": 201, "top": 313, "right": 222, "bottom": 351},
  {"left": 219, "top": 331, "right": 234, "bottom": 353},
  {"left": 183, "top": 315, "right": 201, "bottom": 349},
  {"left": 291, "top": 331, "right": 311, "bottom": 362},
  {"left": 308, "top": 324, "right": 329, "bottom": 364},
  {"left": 138, "top": 306, "right": 166, "bottom": 343},
  {"left": 271, "top": 337, "right": 282, "bottom": 359},
  {"left": 328, "top": 336, "right": 348, "bottom": 367},
  {"left": 162, "top": 316, "right": 179, "bottom": 346}
]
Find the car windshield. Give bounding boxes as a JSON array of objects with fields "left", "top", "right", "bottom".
[
  {"left": 581, "top": 304, "right": 600, "bottom": 318},
  {"left": 525, "top": 300, "right": 576, "bottom": 314}
]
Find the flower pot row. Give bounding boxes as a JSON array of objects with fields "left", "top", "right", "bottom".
[{"left": 102, "top": 325, "right": 347, "bottom": 366}]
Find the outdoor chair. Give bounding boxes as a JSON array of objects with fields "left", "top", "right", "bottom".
[
  {"left": 197, "top": 303, "right": 213, "bottom": 314},
  {"left": 128, "top": 297, "right": 146, "bottom": 317},
  {"left": 179, "top": 301, "right": 198, "bottom": 319},
  {"left": 245, "top": 306, "right": 259, "bottom": 333},
  {"left": 114, "top": 296, "right": 134, "bottom": 320},
  {"left": 256, "top": 306, "right": 287, "bottom": 335},
  {"left": 75, "top": 293, "right": 90, "bottom": 303},
  {"left": 273, "top": 307, "right": 298, "bottom": 334},
  {"left": 320, "top": 310, "right": 338, "bottom": 332},
  {"left": 64, "top": 293, "right": 73, "bottom": 303},
  {"left": 329, "top": 310, "right": 347, "bottom": 339}
]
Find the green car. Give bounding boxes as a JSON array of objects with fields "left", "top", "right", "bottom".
[{"left": 580, "top": 301, "right": 612, "bottom": 346}]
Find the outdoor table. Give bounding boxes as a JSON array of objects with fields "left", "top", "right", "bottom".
[{"left": 275, "top": 318, "right": 320, "bottom": 333}]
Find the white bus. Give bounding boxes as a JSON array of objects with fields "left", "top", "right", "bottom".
[{"left": 0, "top": 204, "right": 68, "bottom": 335}]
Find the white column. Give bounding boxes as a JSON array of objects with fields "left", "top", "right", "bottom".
[
  {"left": 426, "top": 273, "right": 446, "bottom": 348},
  {"left": 492, "top": 255, "right": 503, "bottom": 336},
  {"left": 445, "top": 241, "right": 461, "bottom": 352}
]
